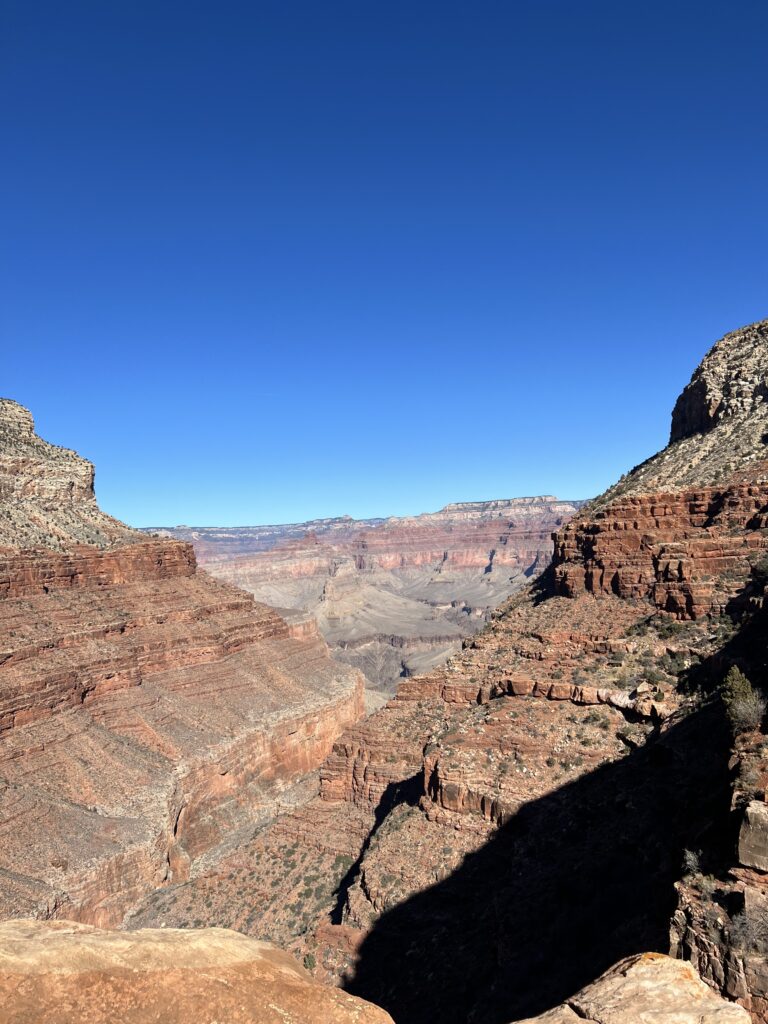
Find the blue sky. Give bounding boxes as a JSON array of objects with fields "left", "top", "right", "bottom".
[{"left": 2, "top": 1, "right": 767, "bottom": 527}]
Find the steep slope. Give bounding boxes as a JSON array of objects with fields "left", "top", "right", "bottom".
[
  {"left": 0, "top": 399, "right": 139, "bottom": 549},
  {"left": 157, "top": 496, "right": 582, "bottom": 694},
  {"left": 0, "top": 399, "right": 364, "bottom": 925},
  {"left": 591, "top": 318, "right": 768, "bottom": 508},
  {"left": 133, "top": 320, "right": 768, "bottom": 1023}
]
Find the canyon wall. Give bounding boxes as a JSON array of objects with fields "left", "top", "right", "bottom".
[{"left": 0, "top": 398, "right": 364, "bottom": 926}]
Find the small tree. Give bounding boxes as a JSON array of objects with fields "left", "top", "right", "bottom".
[
  {"left": 721, "top": 667, "right": 766, "bottom": 733},
  {"left": 682, "top": 848, "right": 701, "bottom": 876}
]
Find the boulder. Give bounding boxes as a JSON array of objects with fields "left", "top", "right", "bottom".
[
  {"left": 0, "top": 919, "right": 393, "bottom": 1024},
  {"left": 511, "top": 953, "right": 750, "bottom": 1023}
]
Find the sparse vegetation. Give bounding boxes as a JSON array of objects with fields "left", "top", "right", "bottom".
[
  {"left": 730, "top": 910, "right": 768, "bottom": 954},
  {"left": 721, "top": 667, "right": 766, "bottom": 733},
  {"left": 682, "top": 848, "right": 701, "bottom": 876}
]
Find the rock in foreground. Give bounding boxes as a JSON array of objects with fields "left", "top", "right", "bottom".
[
  {"left": 0, "top": 919, "right": 394, "bottom": 1024},
  {"left": 513, "top": 953, "right": 750, "bottom": 1023}
]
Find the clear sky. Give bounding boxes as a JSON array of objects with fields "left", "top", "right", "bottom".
[{"left": 2, "top": 1, "right": 767, "bottom": 527}]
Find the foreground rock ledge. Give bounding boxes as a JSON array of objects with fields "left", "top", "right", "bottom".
[
  {"left": 0, "top": 920, "right": 394, "bottom": 1024},
  {"left": 513, "top": 953, "right": 750, "bottom": 1023}
]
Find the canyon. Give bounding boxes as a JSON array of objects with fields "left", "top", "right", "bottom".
[
  {"left": 128, "top": 319, "right": 768, "bottom": 1022},
  {"left": 1, "top": 318, "right": 767, "bottom": 1024},
  {"left": 155, "top": 496, "right": 582, "bottom": 700}
]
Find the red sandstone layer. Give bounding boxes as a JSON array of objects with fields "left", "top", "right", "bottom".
[{"left": 552, "top": 483, "right": 768, "bottom": 617}]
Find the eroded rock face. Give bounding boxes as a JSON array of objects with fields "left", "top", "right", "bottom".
[
  {"left": 740, "top": 800, "right": 768, "bottom": 872},
  {"left": 0, "top": 401, "right": 364, "bottom": 926},
  {"left": 0, "top": 399, "right": 139, "bottom": 549},
  {"left": 593, "top": 319, "right": 768, "bottom": 504},
  {"left": 671, "top": 320, "right": 768, "bottom": 443},
  {"left": 0, "top": 919, "right": 393, "bottom": 1024},
  {"left": 552, "top": 483, "right": 768, "bottom": 617},
  {"left": 512, "top": 953, "right": 750, "bottom": 1023}
]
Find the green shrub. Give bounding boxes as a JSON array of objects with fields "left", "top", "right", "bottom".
[{"left": 721, "top": 667, "right": 766, "bottom": 733}]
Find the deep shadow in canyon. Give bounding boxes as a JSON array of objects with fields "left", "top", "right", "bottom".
[
  {"left": 343, "top": 700, "right": 736, "bottom": 1024},
  {"left": 331, "top": 774, "right": 422, "bottom": 926}
]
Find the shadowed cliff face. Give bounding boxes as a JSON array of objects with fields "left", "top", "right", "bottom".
[
  {"left": 332, "top": 467, "right": 768, "bottom": 1024},
  {"left": 342, "top": 704, "right": 733, "bottom": 1024}
]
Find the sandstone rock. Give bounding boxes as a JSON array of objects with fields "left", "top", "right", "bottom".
[
  {"left": 739, "top": 800, "right": 768, "bottom": 871},
  {"left": 0, "top": 919, "right": 393, "bottom": 1024},
  {"left": 552, "top": 484, "right": 768, "bottom": 618},
  {"left": 511, "top": 953, "right": 750, "bottom": 1023}
]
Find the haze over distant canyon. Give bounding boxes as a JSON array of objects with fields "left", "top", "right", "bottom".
[{"left": 152, "top": 497, "right": 584, "bottom": 702}]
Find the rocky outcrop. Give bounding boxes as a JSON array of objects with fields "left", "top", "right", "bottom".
[
  {"left": 0, "top": 400, "right": 364, "bottom": 926},
  {"left": 740, "top": 800, "right": 768, "bottom": 872},
  {"left": 552, "top": 483, "right": 768, "bottom": 617},
  {"left": 0, "top": 919, "right": 393, "bottom": 1024},
  {"left": 513, "top": 953, "right": 750, "bottom": 1023},
  {"left": 670, "top": 704, "right": 768, "bottom": 1022},
  {"left": 671, "top": 320, "right": 768, "bottom": 444},
  {"left": 0, "top": 399, "right": 140, "bottom": 549},
  {"left": 592, "top": 319, "right": 768, "bottom": 506}
]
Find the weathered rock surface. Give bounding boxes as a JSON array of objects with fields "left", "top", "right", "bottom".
[
  {"left": 0, "top": 399, "right": 140, "bottom": 549},
  {"left": 593, "top": 319, "right": 768, "bottom": 506},
  {"left": 0, "top": 919, "right": 393, "bottom": 1024},
  {"left": 552, "top": 483, "right": 768, "bottom": 617},
  {"left": 157, "top": 496, "right": 582, "bottom": 693},
  {"left": 512, "top": 953, "right": 750, "bottom": 1023},
  {"left": 740, "top": 800, "right": 768, "bottom": 872},
  {"left": 0, "top": 400, "right": 364, "bottom": 926}
]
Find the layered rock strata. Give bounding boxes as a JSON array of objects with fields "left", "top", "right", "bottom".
[
  {"left": 0, "top": 400, "right": 139, "bottom": 549},
  {"left": 0, "top": 400, "right": 364, "bottom": 926},
  {"left": 553, "top": 482, "right": 768, "bottom": 617}
]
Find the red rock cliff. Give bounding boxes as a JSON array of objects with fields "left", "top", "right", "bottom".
[{"left": 0, "top": 399, "right": 365, "bottom": 926}]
